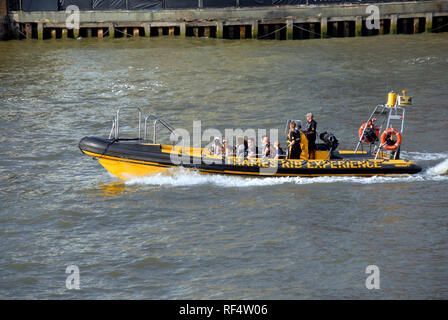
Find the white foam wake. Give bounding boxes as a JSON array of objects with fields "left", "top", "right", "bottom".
[
  {"left": 401, "top": 151, "right": 448, "bottom": 161},
  {"left": 125, "top": 159, "right": 448, "bottom": 188},
  {"left": 427, "top": 158, "right": 448, "bottom": 176}
]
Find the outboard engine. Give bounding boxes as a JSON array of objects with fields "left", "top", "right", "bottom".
[{"left": 319, "top": 132, "right": 339, "bottom": 151}]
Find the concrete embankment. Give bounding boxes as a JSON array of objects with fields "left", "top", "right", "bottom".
[{"left": 4, "top": 1, "right": 448, "bottom": 40}]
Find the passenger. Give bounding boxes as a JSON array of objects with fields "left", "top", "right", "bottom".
[
  {"left": 261, "top": 135, "right": 273, "bottom": 159},
  {"left": 384, "top": 131, "right": 400, "bottom": 159},
  {"left": 385, "top": 132, "right": 396, "bottom": 146},
  {"left": 247, "top": 137, "right": 257, "bottom": 158},
  {"left": 365, "top": 118, "right": 379, "bottom": 143},
  {"left": 208, "top": 137, "right": 222, "bottom": 156},
  {"left": 287, "top": 121, "right": 301, "bottom": 159},
  {"left": 274, "top": 141, "right": 285, "bottom": 159},
  {"left": 236, "top": 137, "right": 248, "bottom": 158},
  {"left": 222, "top": 138, "right": 234, "bottom": 157},
  {"left": 303, "top": 113, "right": 317, "bottom": 160}
]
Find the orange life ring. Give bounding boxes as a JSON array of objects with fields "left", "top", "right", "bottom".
[
  {"left": 380, "top": 128, "right": 402, "bottom": 151},
  {"left": 359, "top": 122, "right": 379, "bottom": 143}
]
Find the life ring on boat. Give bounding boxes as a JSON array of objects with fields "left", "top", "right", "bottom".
[
  {"left": 380, "top": 128, "right": 402, "bottom": 151},
  {"left": 359, "top": 122, "right": 379, "bottom": 143}
]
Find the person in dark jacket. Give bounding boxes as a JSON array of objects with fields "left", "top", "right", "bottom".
[
  {"left": 287, "top": 121, "right": 301, "bottom": 159},
  {"left": 364, "top": 118, "right": 379, "bottom": 143},
  {"left": 303, "top": 113, "right": 317, "bottom": 159}
]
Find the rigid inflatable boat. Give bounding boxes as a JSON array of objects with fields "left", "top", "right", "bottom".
[{"left": 79, "top": 90, "right": 422, "bottom": 180}]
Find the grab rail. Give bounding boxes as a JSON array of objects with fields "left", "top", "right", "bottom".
[
  {"left": 115, "top": 106, "right": 142, "bottom": 140},
  {"left": 144, "top": 114, "right": 178, "bottom": 143},
  {"left": 354, "top": 104, "right": 383, "bottom": 154},
  {"left": 354, "top": 99, "right": 406, "bottom": 159},
  {"left": 108, "top": 106, "right": 178, "bottom": 143},
  {"left": 108, "top": 117, "right": 116, "bottom": 139}
]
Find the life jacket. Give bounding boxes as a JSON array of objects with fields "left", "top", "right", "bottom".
[{"left": 299, "top": 132, "right": 309, "bottom": 160}]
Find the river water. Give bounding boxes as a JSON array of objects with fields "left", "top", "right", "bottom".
[{"left": 0, "top": 34, "right": 447, "bottom": 299}]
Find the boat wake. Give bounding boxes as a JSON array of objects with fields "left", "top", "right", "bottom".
[
  {"left": 125, "top": 153, "right": 448, "bottom": 188},
  {"left": 401, "top": 151, "right": 448, "bottom": 161},
  {"left": 427, "top": 158, "right": 448, "bottom": 176}
]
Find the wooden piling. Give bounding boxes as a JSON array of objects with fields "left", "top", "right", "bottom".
[
  {"left": 355, "top": 16, "right": 362, "bottom": 36},
  {"left": 108, "top": 25, "right": 115, "bottom": 38},
  {"left": 274, "top": 24, "right": 281, "bottom": 40},
  {"left": 180, "top": 22, "right": 186, "bottom": 37},
  {"left": 251, "top": 20, "right": 258, "bottom": 39},
  {"left": 62, "top": 28, "right": 67, "bottom": 39},
  {"left": 391, "top": 15, "right": 398, "bottom": 34},
  {"left": 37, "top": 23, "right": 43, "bottom": 40},
  {"left": 413, "top": 17, "right": 420, "bottom": 34},
  {"left": 307, "top": 23, "right": 312, "bottom": 39},
  {"left": 286, "top": 19, "right": 293, "bottom": 40},
  {"left": 332, "top": 21, "right": 339, "bottom": 37},
  {"left": 158, "top": 27, "right": 163, "bottom": 36},
  {"left": 143, "top": 24, "right": 150, "bottom": 37},
  {"left": 98, "top": 28, "right": 103, "bottom": 38},
  {"left": 25, "top": 23, "right": 32, "bottom": 39},
  {"left": 343, "top": 21, "right": 350, "bottom": 37},
  {"left": 87, "top": 28, "right": 92, "bottom": 38},
  {"left": 74, "top": 28, "right": 79, "bottom": 39},
  {"left": 133, "top": 27, "right": 139, "bottom": 37},
  {"left": 169, "top": 26, "right": 175, "bottom": 36},
  {"left": 425, "top": 12, "right": 433, "bottom": 33},
  {"left": 379, "top": 19, "right": 385, "bottom": 35},
  {"left": 193, "top": 27, "right": 199, "bottom": 38},
  {"left": 239, "top": 25, "right": 245, "bottom": 39},
  {"left": 320, "top": 17, "right": 327, "bottom": 39},
  {"left": 216, "top": 21, "right": 223, "bottom": 39},
  {"left": 204, "top": 26, "right": 210, "bottom": 38},
  {"left": 51, "top": 28, "right": 56, "bottom": 39}
]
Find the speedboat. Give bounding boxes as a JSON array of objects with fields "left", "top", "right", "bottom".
[{"left": 79, "top": 90, "right": 422, "bottom": 180}]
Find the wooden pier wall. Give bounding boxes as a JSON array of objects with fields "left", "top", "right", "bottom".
[
  {"left": 6, "top": 1, "right": 448, "bottom": 40},
  {"left": 0, "top": 0, "right": 10, "bottom": 40}
]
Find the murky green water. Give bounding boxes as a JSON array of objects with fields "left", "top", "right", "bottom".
[{"left": 0, "top": 34, "right": 447, "bottom": 299}]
